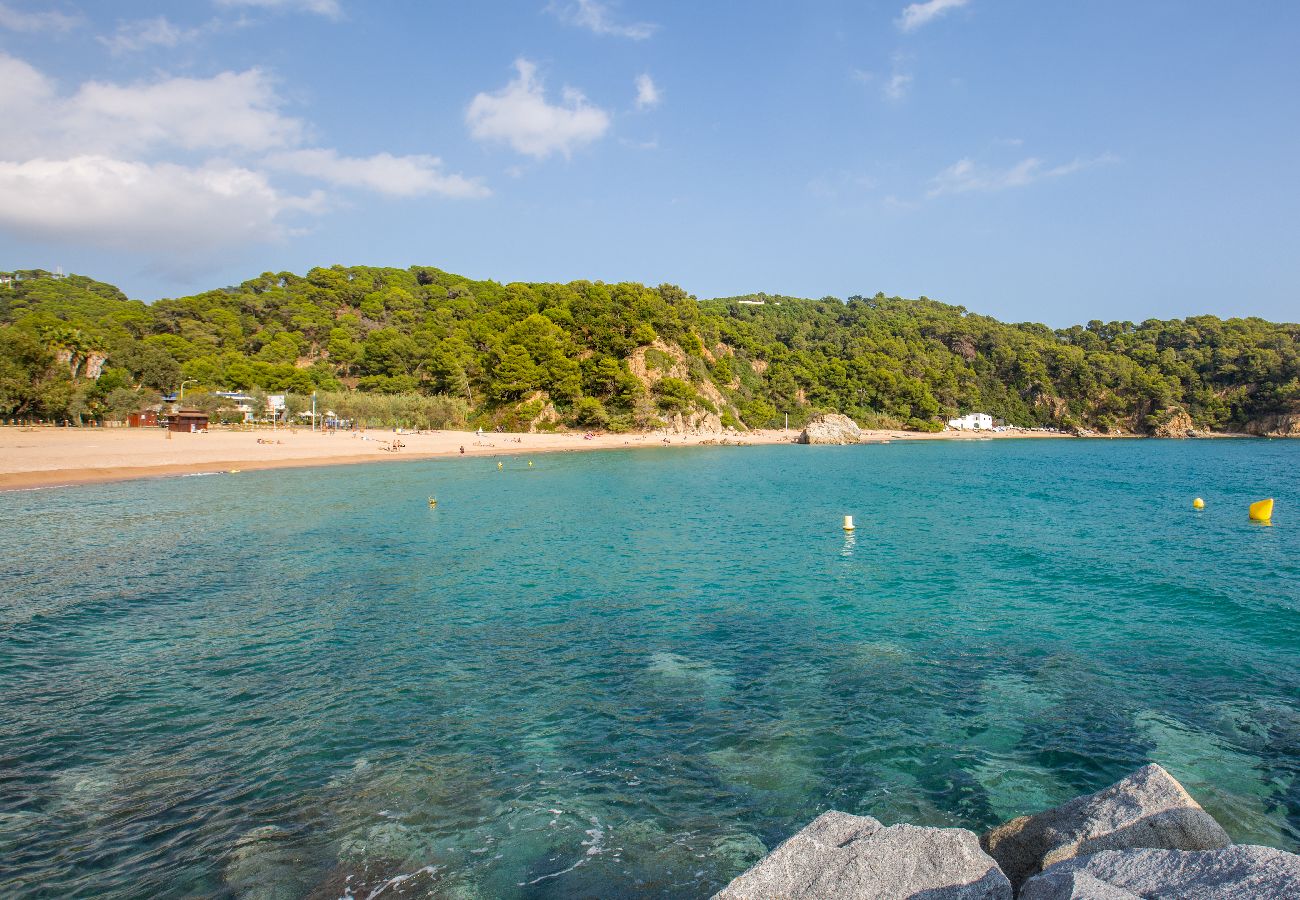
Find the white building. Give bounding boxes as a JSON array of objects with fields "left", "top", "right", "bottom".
[
  {"left": 214, "top": 391, "right": 258, "bottom": 422},
  {"left": 947, "top": 412, "right": 993, "bottom": 430}
]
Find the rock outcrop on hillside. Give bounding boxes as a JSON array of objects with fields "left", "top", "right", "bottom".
[
  {"left": 1018, "top": 846, "right": 1300, "bottom": 899},
  {"left": 1244, "top": 413, "right": 1300, "bottom": 437},
  {"left": 1151, "top": 407, "right": 1198, "bottom": 438},
  {"left": 666, "top": 410, "right": 723, "bottom": 435},
  {"left": 711, "top": 764, "right": 1300, "bottom": 900},
  {"left": 980, "top": 763, "right": 1231, "bottom": 891},
  {"left": 712, "top": 811, "right": 1011, "bottom": 899},
  {"left": 797, "top": 413, "right": 863, "bottom": 445}
]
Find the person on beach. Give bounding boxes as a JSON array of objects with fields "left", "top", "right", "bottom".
[{"left": 459, "top": 446, "right": 465, "bottom": 455}]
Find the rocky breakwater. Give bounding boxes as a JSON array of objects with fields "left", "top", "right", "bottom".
[
  {"left": 797, "top": 413, "right": 864, "bottom": 445},
  {"left": 712, "top": 764, "right": 1300, "bottom": 899}
]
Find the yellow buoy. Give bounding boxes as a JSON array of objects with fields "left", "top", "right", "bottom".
[
  {"left": 497, "top": 461, "right": 503, "bottom": 470},
  {"left": 843, "top": 515, "right": 856, "bottom": 532},
  {"left": 1193, "top": 497, "right": 1204, "bottom": 509},
  {"left": 427, "top": 497, "right": 437, "bottom": 508},
  {"left": 1249, "top": 498, "right": 1274, "bottom": 522},
  {"left": 528, "top": 460, "right": 533, "bottom": 467}
]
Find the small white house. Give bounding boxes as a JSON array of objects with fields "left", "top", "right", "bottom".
[
  {"left": 948, "top": 412, "right": 993, "bottom": 430},
  {"left": 215, "top": 391, "right": 258, "bottom": 422}
]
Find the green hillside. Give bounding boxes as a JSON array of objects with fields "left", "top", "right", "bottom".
[{"left": 2, "top": 266, "right": 1297, "bottom": 434}]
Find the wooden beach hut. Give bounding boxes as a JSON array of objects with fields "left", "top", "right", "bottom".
[{"left": 167, "top": 409, "right": 209, "bottom": 433}]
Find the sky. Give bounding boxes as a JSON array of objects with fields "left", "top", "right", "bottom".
[{"left": 0, "top": 0, "right": 1297, "bottom": 325}]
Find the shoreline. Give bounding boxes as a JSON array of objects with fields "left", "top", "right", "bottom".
[{"left": 0, "top": 425, "right": 1267, "bottom": 492}]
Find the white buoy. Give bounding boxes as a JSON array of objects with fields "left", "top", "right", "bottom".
[{"left": 843, "top": 515, "right": 856, "bottom": 532}]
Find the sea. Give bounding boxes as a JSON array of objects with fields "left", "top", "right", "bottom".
[{"left": 1, "top": 439, "right": 1297, "bottom": 898}]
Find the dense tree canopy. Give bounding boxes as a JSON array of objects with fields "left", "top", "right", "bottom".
[{"left": 1, "top": 267, "right": 1297, "bottom": 433}]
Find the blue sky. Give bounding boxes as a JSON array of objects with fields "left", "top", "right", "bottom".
[{"left": 0, "top": 0, "right": 1296, "bottom": 325}]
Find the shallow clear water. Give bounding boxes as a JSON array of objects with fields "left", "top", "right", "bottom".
[{"left": 1, "top": 440, "right": 1298, "bottom": 898}]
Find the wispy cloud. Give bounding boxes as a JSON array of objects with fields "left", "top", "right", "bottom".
[
  {"left": 99, "top": 16, "right": 202, "bottom": 55},
  {"left": 807, "top": 172, "right": 877, "bottom": 200},
  {"left": 634, "top": 73, "right": 661, "bottom": 110},
  {"left": 466, "top": 58, "right": 610, "bottom": 159},
  {"left": 926, "top": 153, "right": 1117, "bottom": 197},
  {"left": 214, "top": 0, "right": 342, "bottom": 20},
  {"left": 853, "top": 53, "right": 914, "bottom": 102},
  {"left": 548, "top": 0, "right": 657, "bottom": 40},
  {"left": 264, "top": 149, "right": 489, "bottom": 198},
  {"left": 0, "top": 1, "right": 81, "bottom": 32},
  {"left": 883, "top": 71, "right": 912, "bottom": 102},
  {"left": 896, "top": 0, "right": 969, "bottom": 32}
]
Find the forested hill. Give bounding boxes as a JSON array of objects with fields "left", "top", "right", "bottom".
[{"left": 2, "top": 265, "right": 1298, "bottom": 435}]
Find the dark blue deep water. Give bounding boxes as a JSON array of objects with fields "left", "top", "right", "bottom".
[{"left": 1, "top": 440, "right": 1298, "bottom": 898}]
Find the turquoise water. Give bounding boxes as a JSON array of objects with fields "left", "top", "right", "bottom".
[{"left": 1, "top": 440, "right": 1298, "bottom": 898}]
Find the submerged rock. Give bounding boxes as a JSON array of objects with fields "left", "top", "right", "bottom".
[
  {"left": 797, "top": 413, "right": 864, "bottom": 445},
  {"left": 980, "top": 764, "right": 1231, "bottom": 891},
  {"left": 224, "top": 825, "right": 307, "bottom": 900},
  {"left": 1018, "top": 846, "right": 1300, "bottom": 899},
  {"left": 712, "top": 810, "right": 1011, "bottom": 899}
]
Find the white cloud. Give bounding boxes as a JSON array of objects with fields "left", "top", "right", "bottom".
[
  {"left": 264, "top": 149, "right": 489, "bottom": 198},
  {"left": 466, "top": 58, "right": 610, "bottom": 159},
  {"left": 0, "top": 2, "right": 81, "bottom": 32},
  {"left": 0, "top": 156, "right": 322, "bottom": 255},
  {"left": 214, "top": 0, "right": 342, "bottom": 19},
  {"left": 67, "top": 69, "right": 303, "bottom": 154},
  {"left": 0, "top": 51, "right": 487, "bottom": 266},
  {"left": 884, "top": 72, "right": 912, "bottom": 101},
  {"left": 634, "top": 73, "right": 661, "bottom": 110},
  {"left": 99, "top": 17, "right": 202, "bottom": 55},
  {"left": 0, "top": 56, "right": 304, "bottom": 157},
  {"left": 926, "top": 154, "right": 1117, "bottom": 197},
  {"left": 549, "top": 0, "right": 657, "bottom": 40},
  {"left": 896, "top": 0, "right": 969, "bottom": 32}
]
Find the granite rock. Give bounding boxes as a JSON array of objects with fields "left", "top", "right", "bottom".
[
  {"left": 980, "top": 764, "right": 1231, "bottom": 891},
  {"left": 1018, "top": 845, "right": 1300, "bottom": 899},
  {"left": 797, "top": 413, "right": 863, "bottom": 445},
  {"left": 713, "top": 810, "right": 1011, "bottom": 899}
]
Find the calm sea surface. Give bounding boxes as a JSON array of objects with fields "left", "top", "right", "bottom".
[{"left": 1, "top": 439, "right": 1298, "bottom": 898}]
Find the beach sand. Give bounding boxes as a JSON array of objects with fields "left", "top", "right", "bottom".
[{"left": 0, "top": 425, "right": 1066, "bottom": 491}]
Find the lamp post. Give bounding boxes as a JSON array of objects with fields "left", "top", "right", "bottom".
[{"left": 178, "top": 379, "right": 197, "bottom": 402}]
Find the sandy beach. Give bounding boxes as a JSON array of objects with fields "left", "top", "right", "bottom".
[{"left": 0, "top": 424, "right": 1067, "bottom": 491}]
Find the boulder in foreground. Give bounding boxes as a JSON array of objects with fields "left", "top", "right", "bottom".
[
  {"left": 712, "top": 810, "right": 1011, "bottom": 899},
  {"left": 980, "top": 764, "right": 1231, "bottom": 891},
  {"left": 797, "top": 413, "right": 864, "bottom": 445},
  {"left": 1018, "top": 845, "right": 1300, "bottom": 899}
]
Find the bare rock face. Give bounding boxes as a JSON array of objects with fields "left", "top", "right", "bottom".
[
  {"left": 1151, "top": 407, "right": 1197, "bottom": 438},
  {"left": 1018, "top": 846, "right": 1300, "bottom": 900},
  {"left": 713, "top": 811, "right": 1011, "bottom": 899},
  {"left": 797, "top": 413, "right": 864, "bottom": 445},
  {"left": 1244, "top": 413, "right": 1300, "bottom": 437},
  {"left": 980, "top": 764, "right": 1231, "bottom": 891},
  {"left": 667, "top": 410, "right": 723, "bottom": 434}
]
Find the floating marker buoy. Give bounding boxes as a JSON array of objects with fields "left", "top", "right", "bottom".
[
  {"left": 1193, "top": 497, "right": 1205, "bottom": 509},
  {"left": 843, "top": 515, "right": 856, "bottom": 532},
  {"left": 497, "top": 461, "right": 503, "bottom": 470},
  {"left": 1249, "top": 498, "right": 1274, "bottom": 522},
  {"left": 428, "top": 497, "right": 437, "bottom": 508},
  {"left": 528, "top": 460, "right": 533, "bottom": 467}
]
